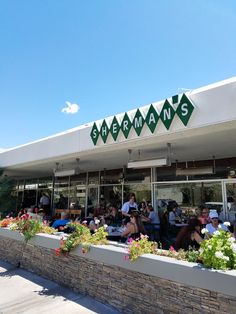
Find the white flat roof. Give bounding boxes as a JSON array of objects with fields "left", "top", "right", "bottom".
[{"left": 1, "top": 77, "right": 236, "bottom": 177}]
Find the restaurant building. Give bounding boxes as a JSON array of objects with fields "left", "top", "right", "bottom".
[{"left": 1, "top": 77, "right": 236, "bottom": 221}]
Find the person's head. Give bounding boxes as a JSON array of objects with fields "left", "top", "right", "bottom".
[
  {"left": 130, "top": 211, "right": 139, "bottom": 223},
  {"left": 129, "top": 193, "right": 136, "bottom": 204},
  {"left": 209, "top": 210, "right": 219, "bottom": 227},
  {"left": 201, "top": 207, "right": 209, "bottom": 217},
  {"left": 147, "top": 204, "right": 154, "bottom": 212},
  {"left": 187, "top": 218, "right": 202, "bottom": 232},
  {"left": 167, "top": 203, "right": 175, "bottom": 213},
  {"left": 175, "top": 218, "right": 201, "bottom": 250},
  {"left": 140, "top": 201, "right": 146, "bottom": 209},
  {"left": 130, "top": 211, "right": 146, "bottom": 234},
  {"left": 38, "top": 208, "right": 45, "bottom": 216}
]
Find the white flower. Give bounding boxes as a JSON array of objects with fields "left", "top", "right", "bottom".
[
  {"left": 218, "top": 224, "right": 222, "bottom": 229},
  {"left": 215, "top": 251, "right": 224, "bottom": 258},
  {"left": 94, "top": 219, "right": 100, "bottom": 225},
  {"left": 231, "top": 243, "right": 236, "bottom": 253},
  {"left": 214, "top": 230, "right": 220, "bottom": 236},
  {"left": 103, "top": 224, "right": 108, "bottom": 229},
  {"left": 207, "top": 245, "right": 212, "bottom": 250},
  {"left": 223, "top": 255, "right": 229, "bottom": 261},
  {"left": 223, "top": 222, "right": 231, "bottom": 227},
  {"left": 199, "top": 248, "right": 204, "bottom": 254},
  {"left": 215, "top": 251, "right": 229, "bottom": 261},
  {"left": 201, "top": 228, "right": 208, "bottom": 234},
  {"left": 228, "top": 237, "right": 235, "bottom": 244}
]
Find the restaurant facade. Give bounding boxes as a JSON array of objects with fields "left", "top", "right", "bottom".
[{"left": 1, "top": 77, "right": 236, "bottom": 221}]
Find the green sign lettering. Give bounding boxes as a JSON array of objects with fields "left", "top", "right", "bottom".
[{"left": 90, "top": 94, "right": 195, "bottom": 145}]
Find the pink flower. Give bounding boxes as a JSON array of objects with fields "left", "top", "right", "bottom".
[
  {"left": 169, "top": 246, "right": 176, "bottom": 252},
  {"left": 128, "top": 238, "right": 134, "bottom": 243}
]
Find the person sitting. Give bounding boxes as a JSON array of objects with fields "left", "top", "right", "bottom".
[
  {"left": 205, "top": 210, "right": 229, "bottom": 236},
  {"left": 142, "top": 204, "right": 160, "bottom": 241},
  {"left": 167, "top": 203, "right": 177, "bottom": 225},
  {"left": 175, "top": 218, "right": 203, "bottom": 251},
  {"left": 198, "top": 206, "right": 210, "bottom": 226},
  {"left": 121, "top": 211, "right": 146, "bottom": 241},
  {"left": 51, "top": 212, "right": 70, "bottom": 230},
  {"left": 27, "top": 206, "right": 43, "bottom": 221},
  {"left": 138, "top": 201, "right": 149, "bottom": 217},
  {"left": 18, "top": 208, "right": 27, "bottom": 218},
  {"left": 105, "top": 205, "right": 119, "bottom": 225},
  {"left": 94, "top": 203, "right": 107, "bottom": 218}
]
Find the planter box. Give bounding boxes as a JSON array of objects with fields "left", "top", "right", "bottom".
[{"left": 0, "top": 228, "right": 236, "bottom": 313}]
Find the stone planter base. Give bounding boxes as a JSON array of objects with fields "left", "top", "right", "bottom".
[{"left": 0, "top": 229, "right": 236, "bottom": 313}]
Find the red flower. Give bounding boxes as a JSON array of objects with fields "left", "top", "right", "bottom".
[{"left": 54, "top": 248, "right": 61, "bottom": 256}]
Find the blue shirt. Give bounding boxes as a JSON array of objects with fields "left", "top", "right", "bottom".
[
  {"left": 52, "top": 219, "right": 70, "bottom": 229},
  {"left": 121, "top": 201, "right": 138, "bottom": 214}
]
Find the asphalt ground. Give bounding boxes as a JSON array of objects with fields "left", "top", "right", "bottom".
[{"left": 0, "top": 260, "right": 120, "bottom": 314}]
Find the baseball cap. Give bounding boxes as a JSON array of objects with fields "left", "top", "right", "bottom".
[{"left": 209, "top": 210, "right": 218, "bottom": 219}]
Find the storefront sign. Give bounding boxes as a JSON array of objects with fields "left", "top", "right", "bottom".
[{"left": 90, "top": 93, "right": 194, "bottom": 145}]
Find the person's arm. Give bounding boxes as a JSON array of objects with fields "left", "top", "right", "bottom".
[
  {"left": 121, "top": 223, "right": 132, "bottom": 237},
  {"left": 193, "top": 231, "right": 203, "bottom": 244},
  {"left": 169, "top": 212, "right": 176, "bottom": 225},
  {"left": 121, "top": 203, "right": 130, "bottom": 217}
]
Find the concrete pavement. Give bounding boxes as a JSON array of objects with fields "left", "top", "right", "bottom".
[{"left": 0, "top": 260, "right": 120, "bottom": 314}]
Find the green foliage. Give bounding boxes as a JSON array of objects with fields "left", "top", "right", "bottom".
[
  {"left": 55, "top": 223, "right": 108, "bottom": 256},
  {"left": 199, "top": 228, "right": 236, "bottom": 270},
  {"left": 16, "top": 218, "right": 43, "bottom": 242},
  {"left": 127, "top": 234, "right": 157, "bottom": 261}
]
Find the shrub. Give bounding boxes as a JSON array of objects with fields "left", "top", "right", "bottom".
[{"left": 200, "top": 225, "right": 236, "bottom": 270}]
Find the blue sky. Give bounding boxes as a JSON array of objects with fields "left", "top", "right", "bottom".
[{"left": 1, "top": 0, "right": 236, "bottom": 148}]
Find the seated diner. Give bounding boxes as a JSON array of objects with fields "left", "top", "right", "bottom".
[
  {"left": 121, "top": 211, "right": 146, "bottom": 241},
  {"left": 174, "top": 218, "right": 203, "bottom": 251}
]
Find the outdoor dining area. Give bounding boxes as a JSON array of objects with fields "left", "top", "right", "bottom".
[{"left": 17, "top": 191, "right": 233, "bottom": 252}]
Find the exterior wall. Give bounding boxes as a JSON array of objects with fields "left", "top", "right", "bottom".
[
  {"left": 1, "top": 77, "right": 236, "bottom": 169},
  {"left": 0, "top": 229, "right": 236, "bottom": 314}
]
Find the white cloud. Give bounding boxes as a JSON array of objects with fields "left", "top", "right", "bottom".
[{"left": 61, "top": 101, "right": 80, "bottom": 114}]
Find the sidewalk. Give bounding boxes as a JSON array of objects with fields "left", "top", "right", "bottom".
[{"left": 0, "top": 260, "right": 120, "bottom": 314}]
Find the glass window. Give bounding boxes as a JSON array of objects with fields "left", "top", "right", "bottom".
[
  {"left": 123, "top": 183, "right": 151, "bottom": 205},
  {"left": 70, "top": 173, "right": 87, "bottom": 185},
  {"left": 38, "top": 177, "right": 53, "bottom": 189},
  {"left": 100, "top": 168, "right": 123, "bottom": 184},
  {"left": 153, "top": 181, "right": 223, "bottom": 217},
  {"left": 54, "top": 177, "right": 69, "bottom": 209},
  {"left": 100, "top": 185, "right": 122, "bottom": 209},
  {"left": 68, "top": 184, "right": 86, "bottom": 209},
  {"left": 125, "top": 168, "right": 151, "bottom": 183},
  {"left": 18, "top": 180, "right": 25, "bottom": 191},
  {"left": 87, "top": 186, "right": 99, "bottom": 213},
  {"left": 88, "top": 171, "right": 99, "bottom": 185},
  {"left": 25, "top": 179, "right": 38, "bottom": 190}
]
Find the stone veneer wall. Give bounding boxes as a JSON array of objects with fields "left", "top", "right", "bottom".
[{"left": 0, "top": 233, "right": 236, "bottom": 314}]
